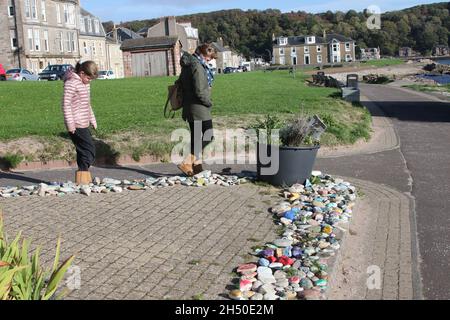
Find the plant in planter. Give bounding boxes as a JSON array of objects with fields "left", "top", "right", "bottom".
[{"left": 256, "top": 113, "right": 326, "bottom": 187}]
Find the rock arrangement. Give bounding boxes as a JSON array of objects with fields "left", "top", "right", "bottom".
[
  {"left": 228, "top": 172, "right": 357, "bottom": 301},
  {"left": 0, "top": 171, "right": 248, "bottom": 198}
]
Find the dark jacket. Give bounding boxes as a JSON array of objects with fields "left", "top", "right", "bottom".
[{"left": 179, "top": 53, "right": 212, "bottom": 122}]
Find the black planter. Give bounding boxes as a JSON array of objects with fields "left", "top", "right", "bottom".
[{"left": 257, "top": 144, "right": 320, "bottom": 187}]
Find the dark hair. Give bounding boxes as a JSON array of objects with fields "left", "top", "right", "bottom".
[
  {"left": 195, "top": 43, "right": 217, "bottom": 60},
  {"left": 75, "top": 60, "right": 98, "bottom": 79}
]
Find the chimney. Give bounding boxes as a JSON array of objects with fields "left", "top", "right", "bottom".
[
  {"left": 113, "top": 24, "right": 118, "bottom": 43},
  {"left": 217, "top": 37, "right": 224, "bottom": 47},
  {"left": 163, "top": 16, "right": 178, "bottom": 36},
  {"left": 323, "top": 30, "right": 326, "bottom": 41},
  {"left": 272, "top": 33, "right": 275, "bottom": 41}
]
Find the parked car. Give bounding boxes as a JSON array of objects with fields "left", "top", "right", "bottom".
[
  {"left": 5, "top": 68, "right": 40, "bottom": 81},
  {"left": 97, "top": 70, "right": 115, "bottom": 80},
  {"left": 223, "top": 67, "right": 238, "bottom": 74},
  {"left": 38, "top": 64, "right": 72, "bottom": 81},
  {"left": 0, "top": 64, "right": 6, "bottom": 81}
]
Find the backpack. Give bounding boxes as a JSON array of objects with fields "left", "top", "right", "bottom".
[{"left": 164, "top": 79, "right": 183, "bottom": 119}]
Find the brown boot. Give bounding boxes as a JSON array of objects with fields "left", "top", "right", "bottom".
[
  {"left": 193, "top": 162, "right": 203, "bottom": 175},
  {"left": 75, "top": 171, "right": 92, "bottom": 185},
  {"left": 177, "top": 154, "right": 195, "bottom": 177}
]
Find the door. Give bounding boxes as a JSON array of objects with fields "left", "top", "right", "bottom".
[
  {"left": 132, "top": 51, "right": 168, "bottom": 77},
  {"left": 304, "top": 55, "right": 310, "bottom": 65}
]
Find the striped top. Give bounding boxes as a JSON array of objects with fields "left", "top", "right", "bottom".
[{"left": 62, "top": 70, "right": 97, "bottom": 132}]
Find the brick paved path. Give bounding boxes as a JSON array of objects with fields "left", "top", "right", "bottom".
[{"left": 0, "top": 184, "right": 280, "bottom": 300}]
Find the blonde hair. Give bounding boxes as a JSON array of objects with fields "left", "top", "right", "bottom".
[
  {"left": 195, "top": 43, "right": 217, "bottom": 60},
  {"left": 75, "top": 60, "right": 98, "bottom": 79}
]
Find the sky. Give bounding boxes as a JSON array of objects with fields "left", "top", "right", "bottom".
[{"left": 80, "top": 0, "right": 442, "bottom": 23}]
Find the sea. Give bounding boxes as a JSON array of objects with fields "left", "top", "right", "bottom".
[{"left": 418, "top": 58, "right": 450, "bottom": 84}]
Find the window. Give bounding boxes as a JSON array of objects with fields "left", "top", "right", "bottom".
[
  {"left": 34, "top": 29, "right": 40, "bottom": 51},
  {"left": 56, "top": 3, "right": 61, "bottom": 23},
  {"left": 31, "top": 0, "right": 37, "bottom": 19},
  {"left": 83, "top": 42, "right": 88, "bottom": 54},
  {"left": 87, "top": 19, "right": 92, "bottom": 33},
  {"left": 304, "top": 55, "right": 310, "bottom": 65},
  {"left": 99, "top": 42, "right": 103, "bottom": 56},
  {"left": 10, "top": 30, "right": 17, "bottom": 49},
  {"left": 279, "top": 37, "right": 287, "bottom": 46},
  {"left": 94, "top": 20, "right": 100, "bottom": 34},
  {"left": 65, "top": 32, "right": 70, "bottom": 52},
  {"left": 25, "top": 0, "right": 31, "bottom": 18},
  {"left": 70, "top": 32, "right": 76, "bottom": 52},
  {"left": 28, "top": 29, "right": 33, "bottom": 51},
  {"left": 292, "top": 47, "right": 296, "bottom": 54},
  {"left": 40, "top": 0, "right": 46, "bottom": 21},
  {"left": 59, "top": 31, "right": 63, "bottom": 52},
  {"left": 279, "top": 56, "right": 285, "bottom": 65},
  {"left": 304, "top": 46, "right": 309, "bottom": 54},
  {"left": 317, "top": 55, "right": 322, "bottom": 63},
  {"left": 92, "top": 43, "right": 96, "bottom": 56},
  {"left": 8, "top": 5, "right": 14, "bottom": 17},
  {"left": 292, "top": 56, "right": 297, "bottom": 65},
  {"left": 346, "top": 54, "right": 352, "bottom": 62},
  {"left": 80, "top": 17, "right": 85, "bottom": 33},
  {"left": 317, "top": 45, "right": 322, "bottom": 52},
  {"left": 43, "top": 30, "right": 49, "bottom": 51},
  {"left": 63, "top": 4, "right": 68, "bottom": 23},
  {"left": 279, "top": 48, "right": 284, "bottom": 56},
  {"left": 68, "top": 4, "right": 75, "bottom": 24},
  {"left": 333, "top": 43, "right": 339, "bottom": 52},
  {"left": 345, "top": 42, "right": 351, "bottom": 52}
]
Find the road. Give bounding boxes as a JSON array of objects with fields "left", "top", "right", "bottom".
[{"left": 317, "top": 83, "right": 450, "bottom": 299}]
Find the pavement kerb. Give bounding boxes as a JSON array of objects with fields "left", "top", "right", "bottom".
[{"left": 325, "top": 176, "right": 420, "bottom": 300}]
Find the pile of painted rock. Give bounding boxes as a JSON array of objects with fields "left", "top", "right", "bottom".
[
  {"left": 229, "top": 171, "right": 357, "bottom": 301},
  {"left": 0, "top": 171, "right": 249, "bottom": 198}
]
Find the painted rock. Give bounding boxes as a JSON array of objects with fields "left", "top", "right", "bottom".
[
  {"left": 273, "top": 238, "right": 293, "bottom": 248},
  {"left": 250, "top": 293, "right": 263, "bottom": 300},
  {"left": 239, "top": 279, "right": 253, "bottom": 291},
  {"left": 237, "top": 263, "right": 257, "bottom": 275},
  {"left": 266, "top": 256, "right": 277, "bottom": 263},
  {"left": 300, "top": 278, "right": 314, "bottom": 289},
  {"left": 260, "top": 249, "right": 274, "bottom": 258},
  {"left": 278, "top": 256, "right": 294, "bottom": 266},
  {"left": 228, "top": 289, "right": 243, "bottom": 300},
  {"left": 269, "top": 262, "right": 283, "bottom": 269},
  {"left": 289, "top": 276, "right": 300, "bottom": 285},
  {"left": 258, "top": 258, "right": 270, "bottom": 267}
]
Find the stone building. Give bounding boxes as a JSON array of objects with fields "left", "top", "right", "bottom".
[
  {"left": 145, "top": 16, "right": 199, "bottom": 54},
  {"left": 0, "top": 0, "right": 81, "bottom": 73},
  {"left": 272, "top": 33, "right": 356, "bottom": 66}
]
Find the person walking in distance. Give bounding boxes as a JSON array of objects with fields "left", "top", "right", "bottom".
[
  {"left": 62, "top": 61, "right": 99, "bottom": 185},
  {"left": 177, "top": 43, "right": 217, "bottom": 176}
]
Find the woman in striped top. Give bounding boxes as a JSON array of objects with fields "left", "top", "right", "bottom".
[{"left": 62, "top": 61, "right": 98, "bottom": 185}]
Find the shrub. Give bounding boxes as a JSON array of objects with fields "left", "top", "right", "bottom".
[{"left": 0, "top": 153, "right": 24, "bottom": 170}]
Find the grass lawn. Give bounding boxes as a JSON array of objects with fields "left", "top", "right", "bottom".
[
  {"left": 0, "top": 71, "right": 371, "bottom": 162},
  {"left": 361, "top": 58, "right": 405, "bottom": 68}
]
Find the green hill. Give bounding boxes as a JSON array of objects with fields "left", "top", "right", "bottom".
[{"left": 104, "top": 2, "right": 450, "bottom": 59}]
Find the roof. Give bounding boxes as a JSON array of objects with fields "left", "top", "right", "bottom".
[
  {"left": 273, "top": 33, "right": 354, "bottom": 47},
  {"left": 121, "top": 36, "right": 179, "bottom": 50},
  {"left": 211, "top": 42, "right": 229, "bottom": 53},
  {"left": 106, "top": 27, "right": 143, "bottom": 43},
  {"left": 79, "top": 7, "right": 106, "bottom": 37},
  {"left": 137, "top": 27, "right": 150, "bottom": 34}
]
